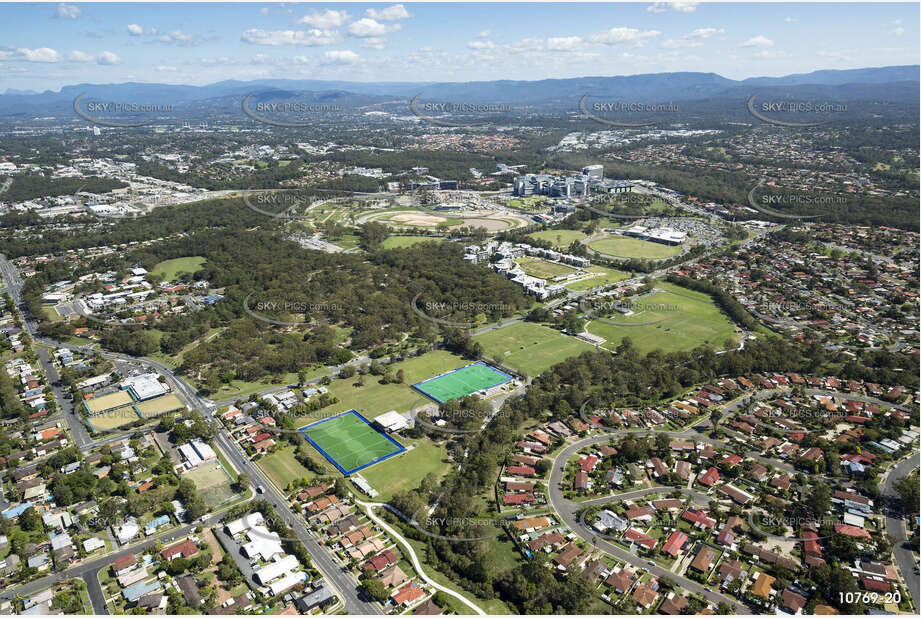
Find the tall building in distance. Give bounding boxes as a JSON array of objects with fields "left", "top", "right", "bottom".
[{"left": 582, "top": 164, "right": 604, "bottom": 181}]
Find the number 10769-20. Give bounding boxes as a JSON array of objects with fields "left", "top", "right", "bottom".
[{"left": 839, "top": 591, "right": 901, "bottom": 605}]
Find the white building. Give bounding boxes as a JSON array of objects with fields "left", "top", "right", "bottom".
[{"left": 255, "top": 555, "right": 300, "bottom": 586}]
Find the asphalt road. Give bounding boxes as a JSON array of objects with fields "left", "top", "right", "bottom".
[
  {"left": 880, "top": 452, "right": 920, "bottom": 610},
  {"left": 35, "top": 346, "right": 94, "bottom": 448},
  {"left": 0, "top": 520, "right": 204, "bottom": 612}
]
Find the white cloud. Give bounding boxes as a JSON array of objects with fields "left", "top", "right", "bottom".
[
  {"left": 298, "top": 9, "right": 350, "bottom": 28},
  {"left": 647, "top": 1, "right": 699, "bottom": 13},
  {"left": 241, "top": 28, "right": 340, "bottom": 46},
  {"left": 55, "top": 3, "right": 81, "bottom": 19},
  {"left": 322, "top": 49, "right": 361, "bottom": 64},
  {"left": 689, "top": 27, "right": 723, "bottom": 39},
  {"left": 158, "top": 30, "right": 201, "bottom": 46},
  {"left": 477, "top": 30, "right": 491, "bottom": 38},
  {"left": 361, "top": 37, "right": 387, "bottom": 50},
  {"left": 365, "top": 4, "right": 410, "bottom": 21},
  {"left": 97, "top": 51, "right": 121, "bottom": 65},
  {"left": 784, "top": 17, "right": 798, "bottom": 23},
  {"left": 68, "top": 50, "right": 94, "bottom": 62},
  {"left": 590, "top": 27, "right": 660, "bottom": 46},
  {"left": 662, "top": 27, "right": 722, "bottom": 49},
  {"left": 155, "top": 65, "right": 178, "bottom": 71},
  {"left": 17, "top": 47, "right": 62, "bottom": 62},
  {"left": 890, "top": 26, "right": 905, "bottom": 36},
  {"left": 348, "top": 18, "right": 400, "bottom": 37},
  {"left": 259, "top": 7, "right": 270, "bottom": 16},
  {"left": 742, "top": 35, "right": 773, "bottom": 48},
  {"left": 467, "top": 39, "right": 495, "bottom": 50},
  {"left": 546, "top": 36, "right": 583, "bottom": 51},
  {"left": 127, "top": 23, "right": 144, "bottom": 36}
]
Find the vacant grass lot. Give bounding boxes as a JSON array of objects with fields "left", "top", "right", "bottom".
[
  {"left": 184, "top": 463, "right": 237, "bottom": 506},
  {"left": 356, "top": 439, "right": 451, "bottom": 502},
  {"left": 586, "top": 236, "right": 682, "bottom": 259},
  {"left": 586, "top": 282, "right": 738, "bottom": 355},
  {"left": 379, "top": 236, "right": 444, "bottom": 249},
  {"left": 474, "top": 321, "right": 595, "bottom": 377},
  {"left": 564, "top": 265, "right": 631, "bottom": 291},
  {"left": 258, "top": 446, "right": 328, "bottom": 489},
  {"left": 517, "top": 257, "right": 579, "bottom": 280},
  {"left": 151, "top": 256, "right": 206, "bottom": 280},
  {"left": 526, "top": 229, "right": 589, "bottom": 249}
]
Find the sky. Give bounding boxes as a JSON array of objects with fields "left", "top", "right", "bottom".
[{"left": 0, "top": 2, "right": 918, "bottom": 92}]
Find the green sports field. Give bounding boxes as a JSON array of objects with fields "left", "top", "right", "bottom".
[
  {"left": 586, "top": 236, "right": 682, "bottom": 259},
  {"left": 301, "top": 411, "right": 404, "bottom": 474},
  {"left": 413, "top": 362, "right": 512, "bottom": 403},
  {"left": 585, "top": 282, "right": 738, "bottom": 355},
  {"left": 473, "top": 321, "right": 596, "bottom": 376},
  {"left": 517, "top": 257, "right": 579, "bottom": 280}
]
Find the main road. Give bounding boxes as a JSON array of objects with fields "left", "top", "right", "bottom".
[
  {"left": 0, "top": 255, "right": 381, "bottom": 615},
  {"left": 879, "top": 453, "right": 920, "bottom": 611}
]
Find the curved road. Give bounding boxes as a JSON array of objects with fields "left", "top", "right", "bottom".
[
  {"left": 358, "top": 501, "right": 486, "bottom": 616},
  {"left": 880, "top": 453, "right": 920, "bottom": 610}
]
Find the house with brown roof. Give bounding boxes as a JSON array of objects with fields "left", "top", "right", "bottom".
[
  {"left": 690, "top": 547, "right": 715, "bottom": 573},
  {"left": 379, "top": 565, "right": 409, "bottom": 588},
  {"left": 781, "top": 589, "right": 808, "bottom": 613},
  {"left": 605, "top": 568, "right": 634, "bottom": 594},
  {"left": 718, "top": 560, "right": 743, "bottom": 586},
  {"left": 633, "top": 584, "right": 659, "bottom": 609},
  {"left": 412, "top": 599, "right": 443, "bottom": 615},
  {"left": 553, "top": 543, "right": 585, "bottom": 568},
  {"left": 659, "top": 594, "right": 689, "bottom": 615}
]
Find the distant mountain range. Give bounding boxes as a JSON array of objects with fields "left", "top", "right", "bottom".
[{"left": 1, "top": 65, "right": 917, "bottom": 120}]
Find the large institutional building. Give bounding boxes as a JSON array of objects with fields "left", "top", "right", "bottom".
[{"left": 512, "top": 165, "right": 634, "bottom": 198}]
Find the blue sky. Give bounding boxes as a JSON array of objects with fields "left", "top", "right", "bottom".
[{"left": 1, "top": 2, "right": 918, "bottom": 91}]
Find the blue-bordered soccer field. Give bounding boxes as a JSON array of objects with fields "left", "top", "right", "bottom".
[
  {"left": 412, "top": 361, "right": 513, "bottom": 404},
  {"left": 299, "top": 410, "right": 405, "bottom": 475}
]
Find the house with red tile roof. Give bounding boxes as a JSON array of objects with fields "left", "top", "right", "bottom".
[
  {"left": 391, "top": 582, "right": 425, "bottom": 607},
  {"left": 162, "top": 539, "right": 198, "bottom": 561},
  {"left": 661, "top": 530, "right": 687, "bottom": 557},
  {"left": 835, "top": 524, "right": 872, "bottom": 539},
  {"left": 698, "top": 467, "right": 719, "bottom": 487},
  {"left": 623, "top": 528, "right": 657, "bottom": 550}
]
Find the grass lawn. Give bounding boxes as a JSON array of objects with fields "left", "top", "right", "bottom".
[
  {"left": 150, "top": 256, "right": 206, "bottom": 280},
  {"left": 258, "top": 446, "right": 323, "bottom": 489},
  {"left": 404, "top": 537, "right": 511, "bottom": 615},
  {"left": 329, "top": 234, "right": 361, "bottom": 250},
  {"left": 356, "top": 438, "right": 451, "bottom": 502},
  {"left": 517, "top": 257, "right": 579, "bottom": 280},
  {"left": 564, "top": 265, "right": 631, "bottom": 291},
  {"left": 473, "top": 321, "right": 595, "bottom": 377},
  {"left": 527, "top": 228, "right": 589, "bottom": 249},
  {"left": 183, "top": 462, "right": 237, "bottom": 506},
  {"left": 209, "top": 368, "right": 327, "bottom": 400},
  {"left": 586, "top": 281, "right": 738, "bottom": 355},
  {"left": 586, "top": 236, "right": 682, "bottom": 259},
  {"left": 379, "top": 236, "right": 443, "bottom": 249},
  {"left": 293, "top": 350, "right": 468, "bottom": 425}
]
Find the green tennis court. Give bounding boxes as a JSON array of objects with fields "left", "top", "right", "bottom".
[
  {"left": 300, "top": 410, "right": 405, "bottom": 475},
  {"left": 412, "top": 362, "right": 513, "bottom": 403}
]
